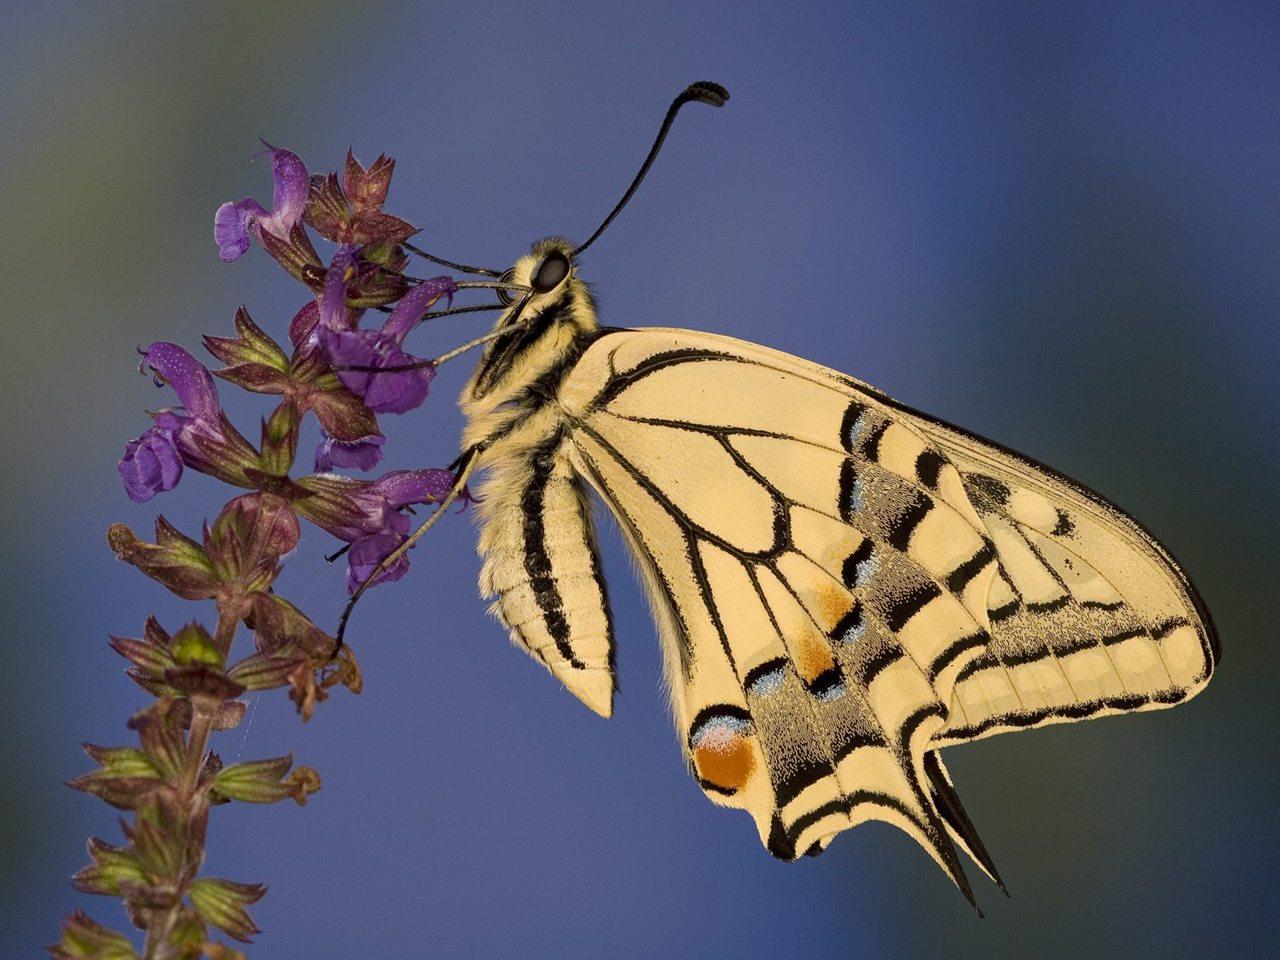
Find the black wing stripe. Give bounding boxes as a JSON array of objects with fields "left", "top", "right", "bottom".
[
  {"left": 944, "top": 540, "right": 996, "bottom": 593},
  {"left": 883, "top": 581, "right": 942, "bottom": 632},
  {"left": 521, "top": 438, "right": 585, "bottom": 669},
  {"left": 886, "top": 490, "right": 934, "bottom": 552}
]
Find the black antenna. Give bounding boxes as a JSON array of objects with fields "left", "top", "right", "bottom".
[
  {"left": 402, "top": 241, "right": 503, "bottom": 278},
  {"left": 573, "top": 81, "right": 729, "bottom": 257}
]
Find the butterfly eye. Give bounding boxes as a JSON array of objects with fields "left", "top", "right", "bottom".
[{"left": 532, "top": 251, "right": 570, "bottom": 292}]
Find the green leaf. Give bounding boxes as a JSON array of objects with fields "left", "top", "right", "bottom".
[
  {"left": 204, "top": 306, "right": 291, "bottom": 388},
  {"left": 81, "top": 745, "right": 159, "bottom": 778}
]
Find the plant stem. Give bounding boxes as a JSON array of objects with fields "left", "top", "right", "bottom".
[{"left": 141, "top": 609, "right": 236, "bottom": 960}]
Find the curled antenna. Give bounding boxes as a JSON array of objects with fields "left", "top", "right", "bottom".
[{"left": 573, "top": 81, "right": 730, "bottom": 257}]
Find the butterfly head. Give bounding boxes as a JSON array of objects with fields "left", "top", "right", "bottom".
[
  {"left": 465, "top": 237, "right": 597, "bottom": 405},
  {"left": 498, "top": 237, "right": 578, "bottom": 306}
]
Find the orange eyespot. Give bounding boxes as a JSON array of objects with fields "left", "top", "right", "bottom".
[{"left": 694, "top": 729, "right": 755, "bottom": 793}]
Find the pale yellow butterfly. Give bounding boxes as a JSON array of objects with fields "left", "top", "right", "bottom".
[{"left": 340, "top": 82, "right": 1218, "bottom": 909}]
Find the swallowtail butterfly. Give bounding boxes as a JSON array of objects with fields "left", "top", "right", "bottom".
[{"left": 345, "top": 82, "right": 1218, "bottom": 908}]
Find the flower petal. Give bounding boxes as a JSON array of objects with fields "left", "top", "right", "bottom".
[
  {"left": 346, "top": 530, "right": 410, "bottom": 593},
  {"left": 382, "top": 276, "right": 457, "bottom": 340},
  {"left": 314, "top": 431, "right": 386, "bottom": 472},
  {"left": 321, "top": 328, "right": 434, "bottom": 414},
  {"left": 255, "top": 144, "right": 310, "bottom": 238},
  {"left": 371, "top": 468, "right": 457, "bottom": 509},
  {"left": 119, "top": 427, "right": 183, "bottom": 502},
  {"left": 319, "top": 245, "right": 359, "bottom": 332},
  {"left": 214, "top": 198, "right": 266, "bottom": 262},
  {"left": 143, "top": 342, "right": 221, "bottom": 418}
]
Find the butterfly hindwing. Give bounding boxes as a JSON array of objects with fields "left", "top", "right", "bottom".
[
  {"left": 548, "top": 326, "right": 1216, "bottom": 883},
  {"left": 558, "top": 334, "right": 997, "bottom": 893}
]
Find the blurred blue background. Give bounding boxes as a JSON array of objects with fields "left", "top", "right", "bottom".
[{"left": 4, "top": 1, "right": 1278, "bottom": 956}]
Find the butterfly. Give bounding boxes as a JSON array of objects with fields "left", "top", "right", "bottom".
[{"left": 345, "top": 82, "right": 1219, "bottom": 908}]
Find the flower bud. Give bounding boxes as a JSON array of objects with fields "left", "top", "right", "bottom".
[
  {"left": 108, "top": 519, "right": 219, "bottom": 601},
  {"left": 343, "top": 149, "right": 395, "bottom": 212},
  {"left": 204, "top": 493, "right": 299, "bottom": 598},
  {"left": 169, "top": 622, "right": 222, "bottom": 668},
  {"left": 258, "top": 401, "right": 301, "bottom": 476}
]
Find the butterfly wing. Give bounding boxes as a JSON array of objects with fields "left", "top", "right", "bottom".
[
  {"left": 897, "top": 409, "right": 1219, "bottom": 747},
  {"left": 554, "top": 326, "right": 1216, "bottom": 890}
]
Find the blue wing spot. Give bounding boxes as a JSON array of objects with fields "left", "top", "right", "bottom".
[
  {"left": 844, "top": 408, "right": 866, "bottom": 450},
  {"left": 815, "top": 679, "right": 847, "bottom": 702},
  {"left": 745, "top": 660, "right": 789, "bottom": 697},
  {"left": 832, "top": 602, "right": 866, "bottom": 646},
  {"left": 690, "top": 712, "right": 752, "bottom": 749}
]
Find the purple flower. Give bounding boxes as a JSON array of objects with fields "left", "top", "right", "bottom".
[
  {"left": 374, "top": 469, "right": 458, "bottom": 509},
  {"left": 295, "top": 468, "right": 464, "bottom": 592},
  {"left": 321, "top": 274, "right": 456, "bottom": 414},
  {"left": 118, "top": 343, "right": 259, "bottom": 500},
  {"left": 214, "top": 144, "right": 309, "bottom": 262},
  {"left": 342, "top": 469, "right": 463, "bottom": 592},
  {"left": 318, "top": 244, "right": 361, "bottom": 333},
  {"left": 347, "top": 528, "right": 411, "bottom": 591},
  {"left": 314, "top": 430, "right": 385, "bottom": 472},
  {"left": 118, "top": 427, "right": 183, "bottom": 502}
]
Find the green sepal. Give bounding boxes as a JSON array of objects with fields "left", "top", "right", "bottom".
[
  {"left": 188, "top": 877, "right": 265, "bottom": 943},
  {"left": 47, "top": 910, "right": 139, "bottom": 959}
]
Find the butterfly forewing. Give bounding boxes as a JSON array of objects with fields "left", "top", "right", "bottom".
[{"left": 906, "top": 410, "right": 1219, "bottom": 746}]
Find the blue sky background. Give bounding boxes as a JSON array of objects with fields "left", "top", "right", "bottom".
[{"left": 3, "top": 1, "right": 1278, "bottom": 956}]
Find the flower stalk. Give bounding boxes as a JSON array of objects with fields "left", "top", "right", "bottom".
[{"left": 53, "top": 143, "right": 477, "bottom": 959}]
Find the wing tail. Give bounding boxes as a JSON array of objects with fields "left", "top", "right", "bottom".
[{"left": 923, "top": 751, "right": 1008, "bottom": 896}]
